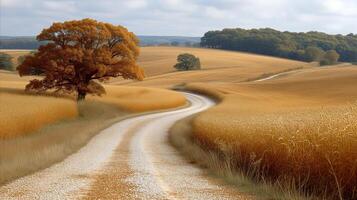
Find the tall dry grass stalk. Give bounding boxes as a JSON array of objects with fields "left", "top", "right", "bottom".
[{"left": 192, "top": 103, "right": 357, "bottom": 199}]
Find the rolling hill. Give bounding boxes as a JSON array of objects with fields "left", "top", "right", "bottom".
[{"left": 1, "top": 46, "right": 357, "bottom": 199}]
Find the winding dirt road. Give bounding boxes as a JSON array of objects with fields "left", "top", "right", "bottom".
[{"left": 0, "top": 93, "right": 251, "bottom": 200}]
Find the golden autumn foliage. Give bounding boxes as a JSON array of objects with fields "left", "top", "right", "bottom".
[{"left": 17, "top": 18, "right": 145, "bottom": 101}]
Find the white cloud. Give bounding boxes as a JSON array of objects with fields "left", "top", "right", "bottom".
[
  {"left": 204, "top": 6, "right": 233, "bottom": 20},
  {"left": 124, "top": 0, "right": 147, "bottom": 9},
  {"left": 0, "top": 0, "right": 356, "bottom": 36},
  {"left": 42, "top": 1, "right": 77, "bottom": 13},
  {"left": 1, "top": 0, "right": 21, "bottom": 7},
  {"left": 0, "top": 0, "right": 31, "bottom": 8},
  {"left": 322, "top": 0, "right": 357, "bottom": 16}
]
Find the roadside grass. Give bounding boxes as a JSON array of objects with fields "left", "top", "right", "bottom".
[
  {"left": 0, "top": 88, "right": 186, "bottom": 185},
  {"left": 193, "top": 104, "right": 357, "bottom": 200},
  {"left": 0, "top": 76, "right": 186, "bottom": 185},
  {"left": 93, "top": 85, "right": 186, "bottom": 112},
  {"left": 169, "top": 116, "right": 311, "bottom": 200},
  {"left": 184, "top": 76, "right": 357, "bottom": 199},
  {"left": 0, "top": 101, "right": 128, "bottom": 185},
  {"left": 0, "top": 78, "right": 186, "bottom": 139}
]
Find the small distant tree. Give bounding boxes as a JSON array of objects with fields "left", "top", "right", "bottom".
[
  {"left": 158, "top": 42, "right": 170, "bottom": 46},
  {"left": 184, "top": 41, "right": 192, "bottom": 47},
  {"left": 192, "top": 43, "right": 201, "bottom": 48},
  {"left": 304, "top": 46, "right": 324, "bottom": 62},
  {"left": 174, "top": 53, "right": 201, "bottom": 71},
  {"left": 325, "top": 50, "right": 340, "bottom": 64},
  {"left": 18, "top": 18, "right": 145, "bottom": 101},
  {"left": 0, "top": 53, "right": 13, "bottom": 71},
  {"left": 320, "top": 50, "right": 340, "bottom": 66},
  {"left": 171, "top": 41, "right": 179, "bottom": 46}
]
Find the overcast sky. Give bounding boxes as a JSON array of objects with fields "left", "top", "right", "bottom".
[{"left": 1, "top": 0, "right": 356, "bottom": 36}]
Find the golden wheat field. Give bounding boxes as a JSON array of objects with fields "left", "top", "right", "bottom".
[
  {"left": 0, "top": 91, "right": 78, "bottom": 139},
  {"left": 114, "top": 46, "right": 310, "bottom": 87},
  {"left": 0, "top": 69, "right": 185, "bottom": 139},
  {"left": 137, "top": 46, "right": 307, "bottom": 76},
  {"left": 90, "top": 85, "right": 186, "bottom": 112},
  {"left": 2, "top": 47, "right": 357, "bottom": 199},
  {"left": 185, "top": 65, "right": 357, "bottom": 199}
]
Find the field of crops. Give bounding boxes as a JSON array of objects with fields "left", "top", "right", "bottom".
[
  {"left": 0, "top": 92, "right": 78, "bottom": 139},
  {"left": 186, "top": 65, "right": 357, "bottom": 199},
  {"left": 1, "top": 47, "right": 307, "bottom": 83},
  {"left": 91, "top": 85, "right": 186, "bottom": 112},
  {"left": 0, "top": 70, "right": 186, "bottom": 139},
  {"left": 1, "top": 47, "right": 356, "bottom": 199},
  {"left": 114, "top": 47, "right": 308, "bottom": 88}
]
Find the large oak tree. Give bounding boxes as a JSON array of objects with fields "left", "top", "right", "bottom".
[{"left": 18, "top": 18, "right": 144, "bottom": 101}]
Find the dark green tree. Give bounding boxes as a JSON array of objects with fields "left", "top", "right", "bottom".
[
  {"left": 304, "top": 47, "right": 325, "bottom": 62},
  {"left": 201, "top": 28, "right": 357, "bottom": 63},
  {"left": 320, "top": 50, "right": 340, "bottom": 66},
  {"left": 324, "top": 50, "right": 340, "bottom": 64},
  {"left": 0, "top": 53, "right": 13, "bottom": 71},
  {"left": 174, "top": 53, "right": 201, "bottom": 71}
]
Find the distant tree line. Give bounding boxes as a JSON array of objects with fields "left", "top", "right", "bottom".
[
  {"left": 0, "top": 38, "right": 46, "bottom": 49},
  {"left": 0, "top": 36, "right": 201, "bottom": 49},
  {"left": 201, "top": 28, "right": 357, "bottom": 63}
]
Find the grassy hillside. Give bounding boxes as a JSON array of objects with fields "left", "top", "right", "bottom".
[
  {"left": 113, "top": 47, "right": 357, "bottom": 199},
  {"left": 0, "top": 75, "right": 185, "bottom": 139},
  {"left": 114, "top": 46, "right": 309, "bottom": 87},
  {"left": 0, "top": 91, "right": 78, "bottom": 139},
  {"left": 2, "top": 46, "right": 356, "bottom": 198},
  {"left": 0, "top": 64, "right": 186, "bottom": 184},
  {"left": 1, "top": 47, "right": 308, "bottom": 77}
]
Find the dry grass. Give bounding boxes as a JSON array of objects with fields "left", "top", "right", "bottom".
[
  {"left": 137, "top": 46, "right": 306, "bottom": 77},
  {"left": 109, "top": 46, "right": 310, "bottom": 87},
  {"left": 0, "top": 101, "right": 128, "bottom": 185},
  {"left": 169, "top": 116, "right": 309, "bottom": 200},
  {"left": 184, "top": 65, "right": 357, "bottom": 199},
  {"left": 0, "top": 73, "right": 186, "bottom": 185},
  {"left": 0, "top": 92, "right": 78, "bottom": 139},
  {"left": 92, "top": 85, "right": 186, "bottom": 112},
  {"left": 0, "top": 47, "right": 307, "bottom": 79},
  {"left": 2, "top": 47, "right": 356, "bottom": 199},
  {"left": 0, "top": 72, "right": 186, "bottom": 139}
]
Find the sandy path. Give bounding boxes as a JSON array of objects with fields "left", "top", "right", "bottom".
[
  {"left": 0, "top": 93, "right": 251, "bottom": 199},
  {"left": 253, "top": 70, "right": 299, "bottom": 82}
]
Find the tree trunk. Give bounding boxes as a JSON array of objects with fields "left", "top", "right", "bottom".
[{"left": 77, "top": 90, "right": 86, "bottom": 101}]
